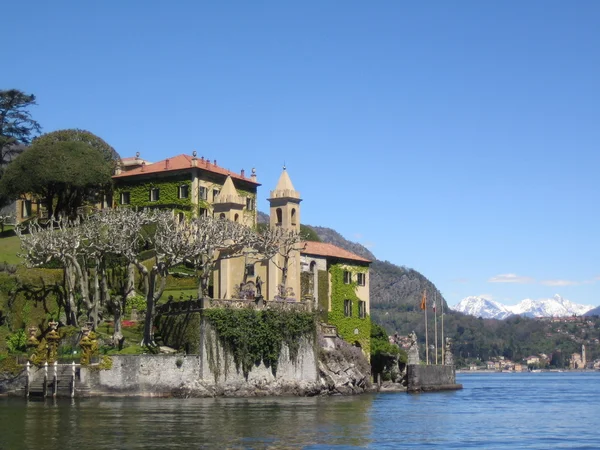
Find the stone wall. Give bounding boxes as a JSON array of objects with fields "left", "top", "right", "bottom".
[
  {"left": 406, "top": 365, "right": 462, "bottom": 393},
  {"left": 82, "top": 321, "right": 319, "bottom": 397}
]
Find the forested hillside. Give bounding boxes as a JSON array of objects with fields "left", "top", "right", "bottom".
[{"left": 304, "top": 223, "right": 600, "bottom": 366}]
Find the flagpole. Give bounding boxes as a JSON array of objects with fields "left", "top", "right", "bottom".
[
  {"left": 441, "top": 294, "right": 445, "bottom": 365},
  {"left": 434, "top": 291, "right": 438, "bottom": 365},
  {"left": 424, "top": 290, "right": 428, "bottom": 365}
]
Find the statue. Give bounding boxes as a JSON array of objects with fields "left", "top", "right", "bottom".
[
  {"left": 444, "top": 337, "right": 454, "bottom": 366},
  {"left": 26, "top": 326, "right": 39, "bottom": 349},
  {"left": 79, "top": 323, "right": 98, "bottom": 366},
  {"left": 46, "top": 321, "right": 61, "bottom": 364},
  {"left": 407, "top": 331, "right": 420, "bottom": 365},
  {"left": 255, "top": 276, "right": 262, "bottom": 297}
]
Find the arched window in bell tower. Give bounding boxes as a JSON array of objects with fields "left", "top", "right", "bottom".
[
  {"left": 291, "top": 208, "right": 297, "bottom": 226},
  {"left": 276, "top": 208, "right": 283, "bottom": 226}
]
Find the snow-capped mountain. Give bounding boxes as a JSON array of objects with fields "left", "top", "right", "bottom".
[
  {"left": 452, "top": 294, "right": 594, "bottom": 319},
  {"left": 452, "top": 296, "right": 513, "bottom": 320}
]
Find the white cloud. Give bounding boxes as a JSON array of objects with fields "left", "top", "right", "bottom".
[
  {"left": 488, "top": 273, "right": 535, "bottom": 284},
  {"left": 540, "top": 279, "right": 579, "bottom": 287}
]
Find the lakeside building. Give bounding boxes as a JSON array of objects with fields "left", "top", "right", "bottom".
[{"left": 112, "top": 153, "right": 372, "bottom": 352}]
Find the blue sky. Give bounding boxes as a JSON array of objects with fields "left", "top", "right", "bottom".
[{"left": 4, "top": 1, "right": 600, "bottom": 307}]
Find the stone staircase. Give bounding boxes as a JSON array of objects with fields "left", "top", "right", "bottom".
[{"left": 26, "top": 363, "right": 88, "bottom": 398}]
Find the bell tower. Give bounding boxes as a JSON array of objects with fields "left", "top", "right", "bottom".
[
  {"left": 268, "top": 167, "right": 301, "bottom": 232},
  {"left": 267, "top": 167, "right": 302, "bottom": 300}
]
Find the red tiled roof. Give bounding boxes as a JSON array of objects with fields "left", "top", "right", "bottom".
[
  {"left": 301, "top": 241, "right": 371, "bottom": 263},
  {"left": 113, "top": 154, "right": 259, "bottom": 185}
]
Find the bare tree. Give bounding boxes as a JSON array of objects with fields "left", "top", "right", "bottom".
[
  {"left": 253, "top": 227, "right": 305, "bottom": 297},
  {"left": 17, "top": 217, "right": 86, "bottom": 325},
  {"left": 179, "top": 216, "right": 255, "bottom": 299}
]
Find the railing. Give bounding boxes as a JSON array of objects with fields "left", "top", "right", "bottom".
[
  {"left": 26, "top": 361, "right": 79, "bottom": 398},
  {"left": 156, "top": 297, "right": 312, "bottom": 316}
]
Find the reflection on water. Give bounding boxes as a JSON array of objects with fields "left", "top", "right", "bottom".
[
  {"left": 3, "top": 373, "right": 600, "bottom": 449},
  {"left": 3, "top": 395, "right": 374, "bottom": 449}
]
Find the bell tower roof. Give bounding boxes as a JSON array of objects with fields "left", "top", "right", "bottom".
[
  {"left": 214, "top": 175, "right": 245, "bottom": 206},
  {"left": 269, "top": 167, "right": 301, "bottom": 200}
]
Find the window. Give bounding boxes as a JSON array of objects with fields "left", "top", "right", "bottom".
[
  {"left": 199, "top": 207, "right": 208, "bottom": 217},
  {"left": 357, "top": 273, "right": 366, "bottom": 286},
  {"left": 343, "top": 270, "right": 352, "bottom": 284},
  {"left": 358, "top": 301, "right": 366, "bottom": 319},
  {"left": 199, "top": 186, "right": 208, "bottom": 201},
  {"left": 234, "top": 213, "right": 239, "bottom": 222},
  {"left": 344, "top": 299, "right": 352, "bottom": 317},
  {"left": 21, "top": 200, "right": 32, "bottom": 218},
  {"left": 178, "top": 184, "right": 189, "bottom": 199},
  {"left": 219, "top": 213, "right": 226, "bottom": 219},
  {"left": 276, "top": 208, "right": 282, "bottom": 226},
  {"left": 245, "top": 264, "right": 255, "bottom": 277},
  {"left": 150, "top": 188, "right": 160, "bottom": 202},
  {"left": 213, "top": 189, "right": 220, "bottom": 201},
  {"left": 120, "top": 192, "right": 130, "bottom": 205},
  {"left": 246, "top": 197, "right": 255, "bottom": 211},
  {"left": 177, "top": 212, "right": 185, "bottom": 223},
  {"left": 291, "top": 208, "right": 297, "bottom": 226}
]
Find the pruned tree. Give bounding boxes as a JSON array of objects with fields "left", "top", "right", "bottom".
[
  {"left": 81, "top": 208, "right": 153, "bottom": 345},
  {"left": 137, "top": 210, "right": 202, "bottom": 345},
  {"left": 32, "top": 128, "right": 120, "bottom": 169},
  {"left": 16, "top": 217, "right": 86, "bottom": 325},
  {"left": 181, "top": 216, "right": 256, "bottom": 299},
  {"left": 0, "top": 139, "right": 112, "bottom": 218},
  {"left": 253, "top": 227, "right": 305, "bottom": 297}
]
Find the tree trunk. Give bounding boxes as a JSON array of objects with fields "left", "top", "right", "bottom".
[
  {"left": 64, "top": 264, "right": 79, "bottom": 325},
  {"left": 111, "top": 297, "right": 124, "bottom": 348},
  {"left": 142, "top": 270, "right": 156, "bottom": 346},
  {"left": 126, "top": 263, "right": 136, "bottom": 298}
]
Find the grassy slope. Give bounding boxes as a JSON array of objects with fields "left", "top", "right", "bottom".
[{"left": 0, "top": 232, "right": 23, "bottom": 265}]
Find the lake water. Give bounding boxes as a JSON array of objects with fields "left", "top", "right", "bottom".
[{"left": 1, "top": 372, "right": 599, "bottom": 449}]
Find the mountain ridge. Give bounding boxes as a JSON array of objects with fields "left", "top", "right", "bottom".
[{"left": 453, "top": 294, "right": 594, "bottom": 319}]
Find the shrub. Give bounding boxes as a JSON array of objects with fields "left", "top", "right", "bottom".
[
  {"left": 125, "top": 294, "right": 146, "bottom": 315},
  {"left": 6, "top": 329, "right": 27, "bottom": 353}
]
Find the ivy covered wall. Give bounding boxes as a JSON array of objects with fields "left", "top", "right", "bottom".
[
  {"left": 115, "top": 176, "right": 193, "bottom": 210},
  {"left": 156, "top": 309, "right": 316, "bottom": 379},
  {"left": 327, "top": 264, "right": 371, "bottom": 355}
]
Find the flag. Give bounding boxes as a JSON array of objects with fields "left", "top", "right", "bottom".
[
  {"left": 432, "top": 301, "right": 437, "bottom": 313},
  {"left": 420, "top": 290, "right": 427, "bottom": 310}
]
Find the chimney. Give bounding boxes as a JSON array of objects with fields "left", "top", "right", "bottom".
[
  {"left": 191, "top": 150, "right": 197, "bottom": 167},
  {"left": 251, "top": 168, "right": 257, "bottom": 182},
  {"left": 141, "top": 162, "right": 145, "bottom": 172},
  {"left": 214, "top": 159, "right": 217, "bottom": 166},
  {"left": 240, "top": 169, "right": 245, "bottom": 178},
  {"left": 165, "top": 159, "right": 170, "bottom": 169}
]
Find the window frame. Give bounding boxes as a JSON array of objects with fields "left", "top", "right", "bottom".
[
  {"left": 199, "top": 186, "right": 208, "bottom": 201},
  {"left": 150, "top": 188, "right": 160, "bottom": 202},
  {"left": 357, "top": 272, "right": 366, "bottom": 286},
  {"left": 120, "top": 191, "right": 130, "bottom": 205},
  {"left": 343, "top": 270, "right": 352, "bottom": 284},
  {"left": 178, "top": 184, "right": 189, "bottom": 199},
  {"left": 344, "top": 299, "right": 352, "bottom": 317},
  {"left": 358, "top": 300, "right": 366, "bottom": 319}
]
